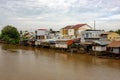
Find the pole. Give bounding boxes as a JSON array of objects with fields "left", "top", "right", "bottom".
[{"left": 94, "top": 20, "right": 96, "bottom": 30}]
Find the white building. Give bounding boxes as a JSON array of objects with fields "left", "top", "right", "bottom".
[
  {"left": 92, "top": 40, "right": 110, "bottom": 51},
  {"left": 35, "top": 29, "right": 48, "bottom": 40},
  {"left": 61, "top": 24, "right": 92, "bottom": 39},
  {"left": 81, "top": 30, "right": 105, "bottom": 42}
]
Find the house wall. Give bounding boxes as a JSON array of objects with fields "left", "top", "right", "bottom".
[
  {"left": 68, "top": 29, "right": 74, "bottom": 36},
  {"left": 35, "top": 40, "right": 41, "bottom": 45},
  {"left": 78, "top": 25, "right": 92, "bottom": 34},
  {"left": 60, "top": 29, "right": 69, "bottom": 38},
  {"left": 63, "top": 29, "right": 68, "bottom": 35},
  {"left": 84, "top": 30, "right": 104, "bottom": 38},
  {"left": 107, "top": 32, "right": 120, "bottom": 41},
  {"left": 92, "top": 46, "right": 106, "bottom": 51},
  {"left": 55, "top": 43, "right": 68, "bottom": 48},
  {"left": 76, "top": 25, "right": 92, "bottom": 38},
  {"left": 112, "top": 48, "right": 120, "bottom": 54},
  {"left": 36, "top": 30, "right": 48, "bottom": 40},
  {"left": 37, "top": 30, "right": 47, "bottom": 36},
  {"left": 37, "top": 35, "right": 47, "bottom": 40}
]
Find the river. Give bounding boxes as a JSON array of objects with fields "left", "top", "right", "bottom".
[{"left": 0, "top": 43, "right": 120, "bottom": 80}]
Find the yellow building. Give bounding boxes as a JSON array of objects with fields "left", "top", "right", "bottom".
[
  {"left": 106, "top": 32, "right": 120, "bottom": 41},
  {"left": 60, "top": 25, "right": 73, "bottom": 38},
  {"left": 60, "top": 24, "right": 92, "bottom": 39}
]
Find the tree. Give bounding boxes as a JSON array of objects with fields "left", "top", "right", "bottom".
[
  {"left": 49, "top": 28, "right": 56, "bottom": 33},
  {"left": 115, "top": 29, "right": 120, "bottom": 35},
  {"left": 109, "top": 30, "right": 114, "bottom": 32},
  {"left": 50, "top": 28, "right": 53, "bottom": 32},
  {"left": 1, "top": 25, "right": 20, "bottom": 44}
]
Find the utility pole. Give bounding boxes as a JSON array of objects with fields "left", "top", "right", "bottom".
[{"left": 94, "top": 20, "right": 96, "bottom": 30}]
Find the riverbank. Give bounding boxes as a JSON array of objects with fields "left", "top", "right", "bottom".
[{"left": 1, "top": 41, "right": 119, "bottom": 60}]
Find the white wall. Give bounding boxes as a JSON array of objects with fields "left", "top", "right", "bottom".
[
  {"left": 78, "top": 25, "right": 92, "bottom": 38},
  {"left": 68, "top": 29, "right": 74, "bottom": 36},
  {"left": 92, "top": 46, "right": 106, "bottom": 51},
  {"left": 82, "top": 30, "right": 104, "bottom": 39},
  {"left": 55, "top": 44, "right": 68, "bottom": 48},
  {"left": 113, "top": 48, "right": 119, "bottom": 54},
  {"left": 78, "top": 25, "right": 92, "bottom": 33},
  {"left": 37, "top": 30, "right": 47, "bottom": 36}
]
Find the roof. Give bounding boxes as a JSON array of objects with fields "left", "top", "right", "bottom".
[
  {"left": 93, "top": 40, "right": 111, "bottom": 46},
  {"left": 72, "top": 24, "right": 86, "bottom": 29},
  {"left": 80, "top": 41, "right": 93, "bottom": 45},
  {"left": 107, "top": 41, "right": 120, "bottom": 47},
  {"left": 62, "top": 25, "right": 74, "bottom": 29},
  {"left": 38, "top": 29, "right": 47, "bottom": 30},
  {"left": 62, "top": 24, "right": 91, "bottom": 30}
]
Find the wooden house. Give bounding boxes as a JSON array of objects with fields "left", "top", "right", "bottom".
[
  {"left": 55, "top": 39, "right": 73, "bottom": 49},
  {"left": 107, "top": 41, "right": 120, "bottom": 54}
]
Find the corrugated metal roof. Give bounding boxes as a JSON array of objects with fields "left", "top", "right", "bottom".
[{"left": 93, "top": 40, "right": 111, "bottom": 46}]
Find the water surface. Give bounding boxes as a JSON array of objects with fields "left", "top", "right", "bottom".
[{"left": 0, "top": 44, "right": 120, "bottom": 80}]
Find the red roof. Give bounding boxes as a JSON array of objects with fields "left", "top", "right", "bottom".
[
  {"left": 72, "top": 24, "right": 86, "bottom": 29},
  {"left": 107, "top": 41, "right": 120, "bottom": 47},
  {"left": 62, "top": 25, "right": 73, "bottom": 29},
  {"left": 62, "top": 24, "right": 91, "bottom": 29}
]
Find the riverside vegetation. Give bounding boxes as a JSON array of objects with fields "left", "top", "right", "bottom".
[{"left": 0, "top": 25, "right": 20, "bottom": 44}]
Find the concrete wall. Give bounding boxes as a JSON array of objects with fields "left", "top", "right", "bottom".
[
  {"left": 55, "top": 44, "right": 68, "bottom": 48},
  {"left": 68, "top": 29, "right": 74, "bottom": 36},
  {"left": 113, "top": 48, "right": 120, "bottom": 54},
  {"left": 37, "top": 30, "right": 47, "bottom": 36},
  {"left": 92, "top": 46, "right": 106, "bottom": 51},
  {"left": 84, "top": 30, "right": 104, "bottom": 38}
]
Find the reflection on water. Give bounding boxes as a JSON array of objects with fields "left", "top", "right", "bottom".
[{"left": 0, "top": 43, "right": 120, "bottom": 80}]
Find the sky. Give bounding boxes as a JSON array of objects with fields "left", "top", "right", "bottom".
[{"left": 0, "top": 0, "right": 120, "bottom": 31}]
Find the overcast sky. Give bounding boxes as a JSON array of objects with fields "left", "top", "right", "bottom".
[{"left": 0, "top": 0, "right": 120, "bottom": 31}]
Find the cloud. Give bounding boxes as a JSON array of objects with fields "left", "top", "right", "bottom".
[
  {"left": 0, "top": 0, "right": 120, "bottom": 31},
  {"left": 99, "top": 14, "right": 120, "bottom": 20}
]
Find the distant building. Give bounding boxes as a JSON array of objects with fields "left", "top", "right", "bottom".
[
  {"left": 48, "top": 31, "right": 60, "bottom": 39},
  {"left": 100, "top": 33, "right": 108, "bottom": 40},
  {"left": 105, "top": 32, "right": 120, "bottom": 41},
  {"left": 60, "top": 24, "right": 92, "bottom": 39},
  {"left": 81, "top": 30, "right": 105, "bottom": 42},
  {"left": 35, "top": 29, "right": 48, "bottom": 40},
  {"left": 60, "top": 25, "right": 74, "bottom": 39}
]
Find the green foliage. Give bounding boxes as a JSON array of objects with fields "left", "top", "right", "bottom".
[
  {"left": 1, "top": 25, "right": 20, "bottom": 44},
  {"left": 115, "top": 29, "right": 120, "bottom": 35},
  {"left": 109, "top": 30, "right": 114, "bottom": 32},
  {"left": 109, "top": 29, "right": 120, "bottom": 35}
]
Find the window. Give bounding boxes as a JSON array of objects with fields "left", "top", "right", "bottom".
[{"left": 86, "top": 33, "right": 89, "bottom": 38}]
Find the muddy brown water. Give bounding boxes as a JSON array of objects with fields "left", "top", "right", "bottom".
[{"left": 0, "top": 44, "right": 120, "bottom": 80}]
